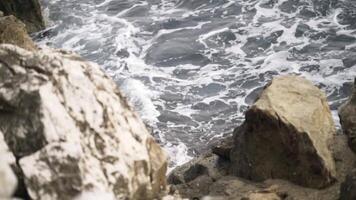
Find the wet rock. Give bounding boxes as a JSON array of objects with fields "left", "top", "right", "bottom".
[
  {"left": 0, "top": 0, "right": 45, "bottom": 33},
  {"left": 245, "top": 86, "right": 264, "bottom": 105},
  {"left": 158, "top": 110, "right": 197, "bottom": 127},
  {"left": 343, "top": 57, "right": 356, "bottom": 68},
  {"left": 168, "top": 153, "right": 230, "bottom": 198},
  {"left": 337, "top": 1, "right": 356, "bottom": 29},
  {"left": 339, "top": 78, "right": 356, "bottom": 153},
  {"left": 311, "top": 0, "right": 338, "bottom": 16},
  {"left": 295, "top": 23, "right": 311, "bottom": 37},
  {"left": 0, "top": 15, "right": 37, "bottom": 51},
  {"left": 168, "top": 153, "right": 230, "bottom": 185},
  {"left": 0, "top": 44, "right": 167, "bottom": 200},
  {"left": 298, "top": 7, "right": 317, "bottom": 19},
  {"left": 0, "top": 131, "right": 17, "bottom": 198},
  {"left": 145, "top": 38, "right": 209, "bottom": 67},
  {"left": 211, "top": 136, "right": 234, "bottom": 160},
  {"left": 323, "top": 34, "right": 356, "bottom": 51},
  {"left": 241, "top": 31, "right": 283, "bottom": 57},
  {"left": 191, "top": 83, "right": 227, "bottom": 97},
  {"left": 340, "top": 169, "right": 356, "bottom": 200},
  {"left": 279, "top": 0, "right": 307, "bottom": 14},
  {"left": 231, "top": 75, "right": 336, "bottom": 189},
  {"left": 299, "top": 64, "right": 320, "bottom": 73},
  {"left": 259, "top": 0, "right": 278, "bottom": 9}
]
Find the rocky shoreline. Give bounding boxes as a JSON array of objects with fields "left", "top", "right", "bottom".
[
  {"left": 167, "top": 77, "right": 356, "bottom": 200},
  {"left": 1, "top": 1, "right": 356, "bottom": 200}
]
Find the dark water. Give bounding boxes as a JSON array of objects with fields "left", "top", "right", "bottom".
[{"left": 36, "top": 0, "right": 356, "bottom": 166}]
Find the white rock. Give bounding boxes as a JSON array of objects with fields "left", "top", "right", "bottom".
[
  {"left": 0, "top": 131, "right": 17, "bottom": 198},
  {"left": 0, "top": 44, "right": 168, "bottom": 200}
]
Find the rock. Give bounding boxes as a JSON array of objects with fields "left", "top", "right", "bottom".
[
  {"left": 0, "top": 15, "right": 37, "bottom": 51},
  {"left": 340, "top": 169, "right": 356, "bottom": 200},
  {"left": 295, "top": 23, "right": 311, "bottom": 37},
  {"left": 339, "top": 78, "right": 356, "bottom": 153},
  {"left": 0, "top": 44, "right": 167, "bottom": 200},
  {"left": 0, "top": 0, "right": 45, "bottom": 33},
  {"left": 167, "top": 116, "right": 354, "bottom": 199},
  {"left": 168, "top": 153, "right": 229, "bottom": 186},
  {"left": 0, "top": 11, "right": 3, "bottom": 17},
  {"left": 242, "top": 192, "right": 281, "bottom": 200},
  {"left": 231, "top": 75, "right": 336, "bottom": 189},
  {"left": 211, "top": 136, "right": 234, "bottom": 160},
  {"left": 0, "top": 131, "right": 17, "bottom": 198},
  {"left": 167, "top": 153, "right": 231, "bottom": 198},
  {"left": 208, "top": 176, "right": 260, "bottom": 199},
  {"left": 343, "top": 57, "right": 356, "bottom": 68},
  {"left": 171, "top": 175, "right": 214, "bottom": 199}
]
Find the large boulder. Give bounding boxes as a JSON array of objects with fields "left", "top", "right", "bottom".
[
  {"left": 0, "top": 15, "right": 37, "bottom": 51},
  {"left": 168, "top": 134, "right": 355, "bottom": 200},
  {"left": 0, "top": 44, "right": 167, "bottom": 200},
  {"left": 231, "top": 75, "right": 336, "bottom": 189},
  {"left": 0, "top": 0, "right": 45, "bottom": 33},
  {"left": 339, "top": 78, "right": 356, "bottom": 153},
  {"left": 0, "top": 131, "right": 17, "bottom": 198}
]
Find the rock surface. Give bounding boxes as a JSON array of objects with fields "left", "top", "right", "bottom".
[
  {"left": 231, "top": 75, "right": 336, "bottom": 189},
  {"left": 0, "top": 0, "right": 45, "bottom": 33},
  {"left": 0, "top": 44, "right": 167, "bottom": 200},
  {"left": 169, "top": 134, "right": 355, "bottom": 200},
  {"left": 0, "top": 15, "right": 37, "bottom": 51},
  {"left": 340, "top": 169, "right": 356, "bottom": 200},
  {"left": 0, "top": 131, "right": 17, "bottom": 198},
  {"left": 339, "top": 78, "right": 356, "bottom": 153},
  {"left": 168, "top": 75, "right": 351, "bottom": 199}
]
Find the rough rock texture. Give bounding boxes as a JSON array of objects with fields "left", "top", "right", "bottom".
[
  {"left": 339, "top": 78, "right": 356, "bottom": 153},
  {"left": 0, "top": 44, "right": 167, "bottom": 200},
  {"left": 0, "top": 131, "right": 17, "bottom": 198},
  {"left": 231, "top": 75, "right": 336, "bottom": 189},
  {"left": 0, "top": 15, "right": 37, "bottom": 51},
  {"left": 340, "top": 169, "right": 356, "bottom": 200},
  {"left": 0, "top": 0, "right": 45, "bottom": 33},
  {"left": 169, "top": 134, "right": 355, "bottom": 200}
]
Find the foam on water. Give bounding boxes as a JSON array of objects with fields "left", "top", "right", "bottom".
[{"left": 36, "top": 0, "right": 356, "bottom": 167}]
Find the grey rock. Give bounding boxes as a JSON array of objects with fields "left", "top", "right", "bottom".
[
  {"left": 211, "top": 136, "right": 234, "bottom": 160},
  {"left": 168, "top": 153, "right": 229, "bottom": 186}
]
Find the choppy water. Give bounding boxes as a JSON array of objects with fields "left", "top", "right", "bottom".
[{"left": 36, "top": 0, "right": 356, "bottom": 167}]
